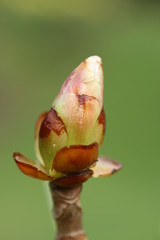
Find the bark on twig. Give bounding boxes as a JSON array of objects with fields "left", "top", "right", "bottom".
[{"left": 49, "top": 182, "right": 88, "bottom": 240}]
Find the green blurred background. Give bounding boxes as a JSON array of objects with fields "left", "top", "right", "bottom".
[{"left": 0, "top": 0, "right": 160, "bottom": 239}]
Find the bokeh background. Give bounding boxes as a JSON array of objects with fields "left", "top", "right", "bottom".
[{"left": 0, "top": 0, "right": 160, "bottom": 239}]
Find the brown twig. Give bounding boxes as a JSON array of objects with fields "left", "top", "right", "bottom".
[{"left": 49, "top": 182, "right": 88, "bottom": 240}]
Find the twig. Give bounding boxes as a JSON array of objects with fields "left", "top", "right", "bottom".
[{"left": 49, "top": 182, "right": 88, "bottom": 240}]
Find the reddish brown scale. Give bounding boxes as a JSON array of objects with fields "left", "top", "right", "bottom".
[
  {"left": 76, "top": 94, "right": 97, "bottom": 106},
  {"left": 35, "top": 111, "right": 48, "bottom": 138},
  {"left": 52, "top": 143, "right": 98, "bottom": 173},
  {"left": 39, "top": 108, "right": 67, "bottom": 138},
  {"left": 13, "top": 152, "right": 52, "bottom": 181},
  {"left": 54, "top": 169, "right": 93, "bottom": 188},
  {"left": 98, "top": 107, "right": 106, "bottom": 136}
]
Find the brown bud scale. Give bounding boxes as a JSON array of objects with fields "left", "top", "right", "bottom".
[
  {"left": 39, "top": 108, "right": 67, "bottom": 138},
  {"left": 52, "top": 143, "right": 98, "bottom": 173}
]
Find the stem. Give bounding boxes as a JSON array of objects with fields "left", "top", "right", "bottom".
[{"left": 49, "top": 182, "right": 88, "bottom": 240}]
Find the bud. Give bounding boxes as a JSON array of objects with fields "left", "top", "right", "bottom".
[
  {"left": 38, "top": 56, "right": 105, "bottom": 175},
  {"left": 13, "top": 56, "right": 121, "bottom": 186}
]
